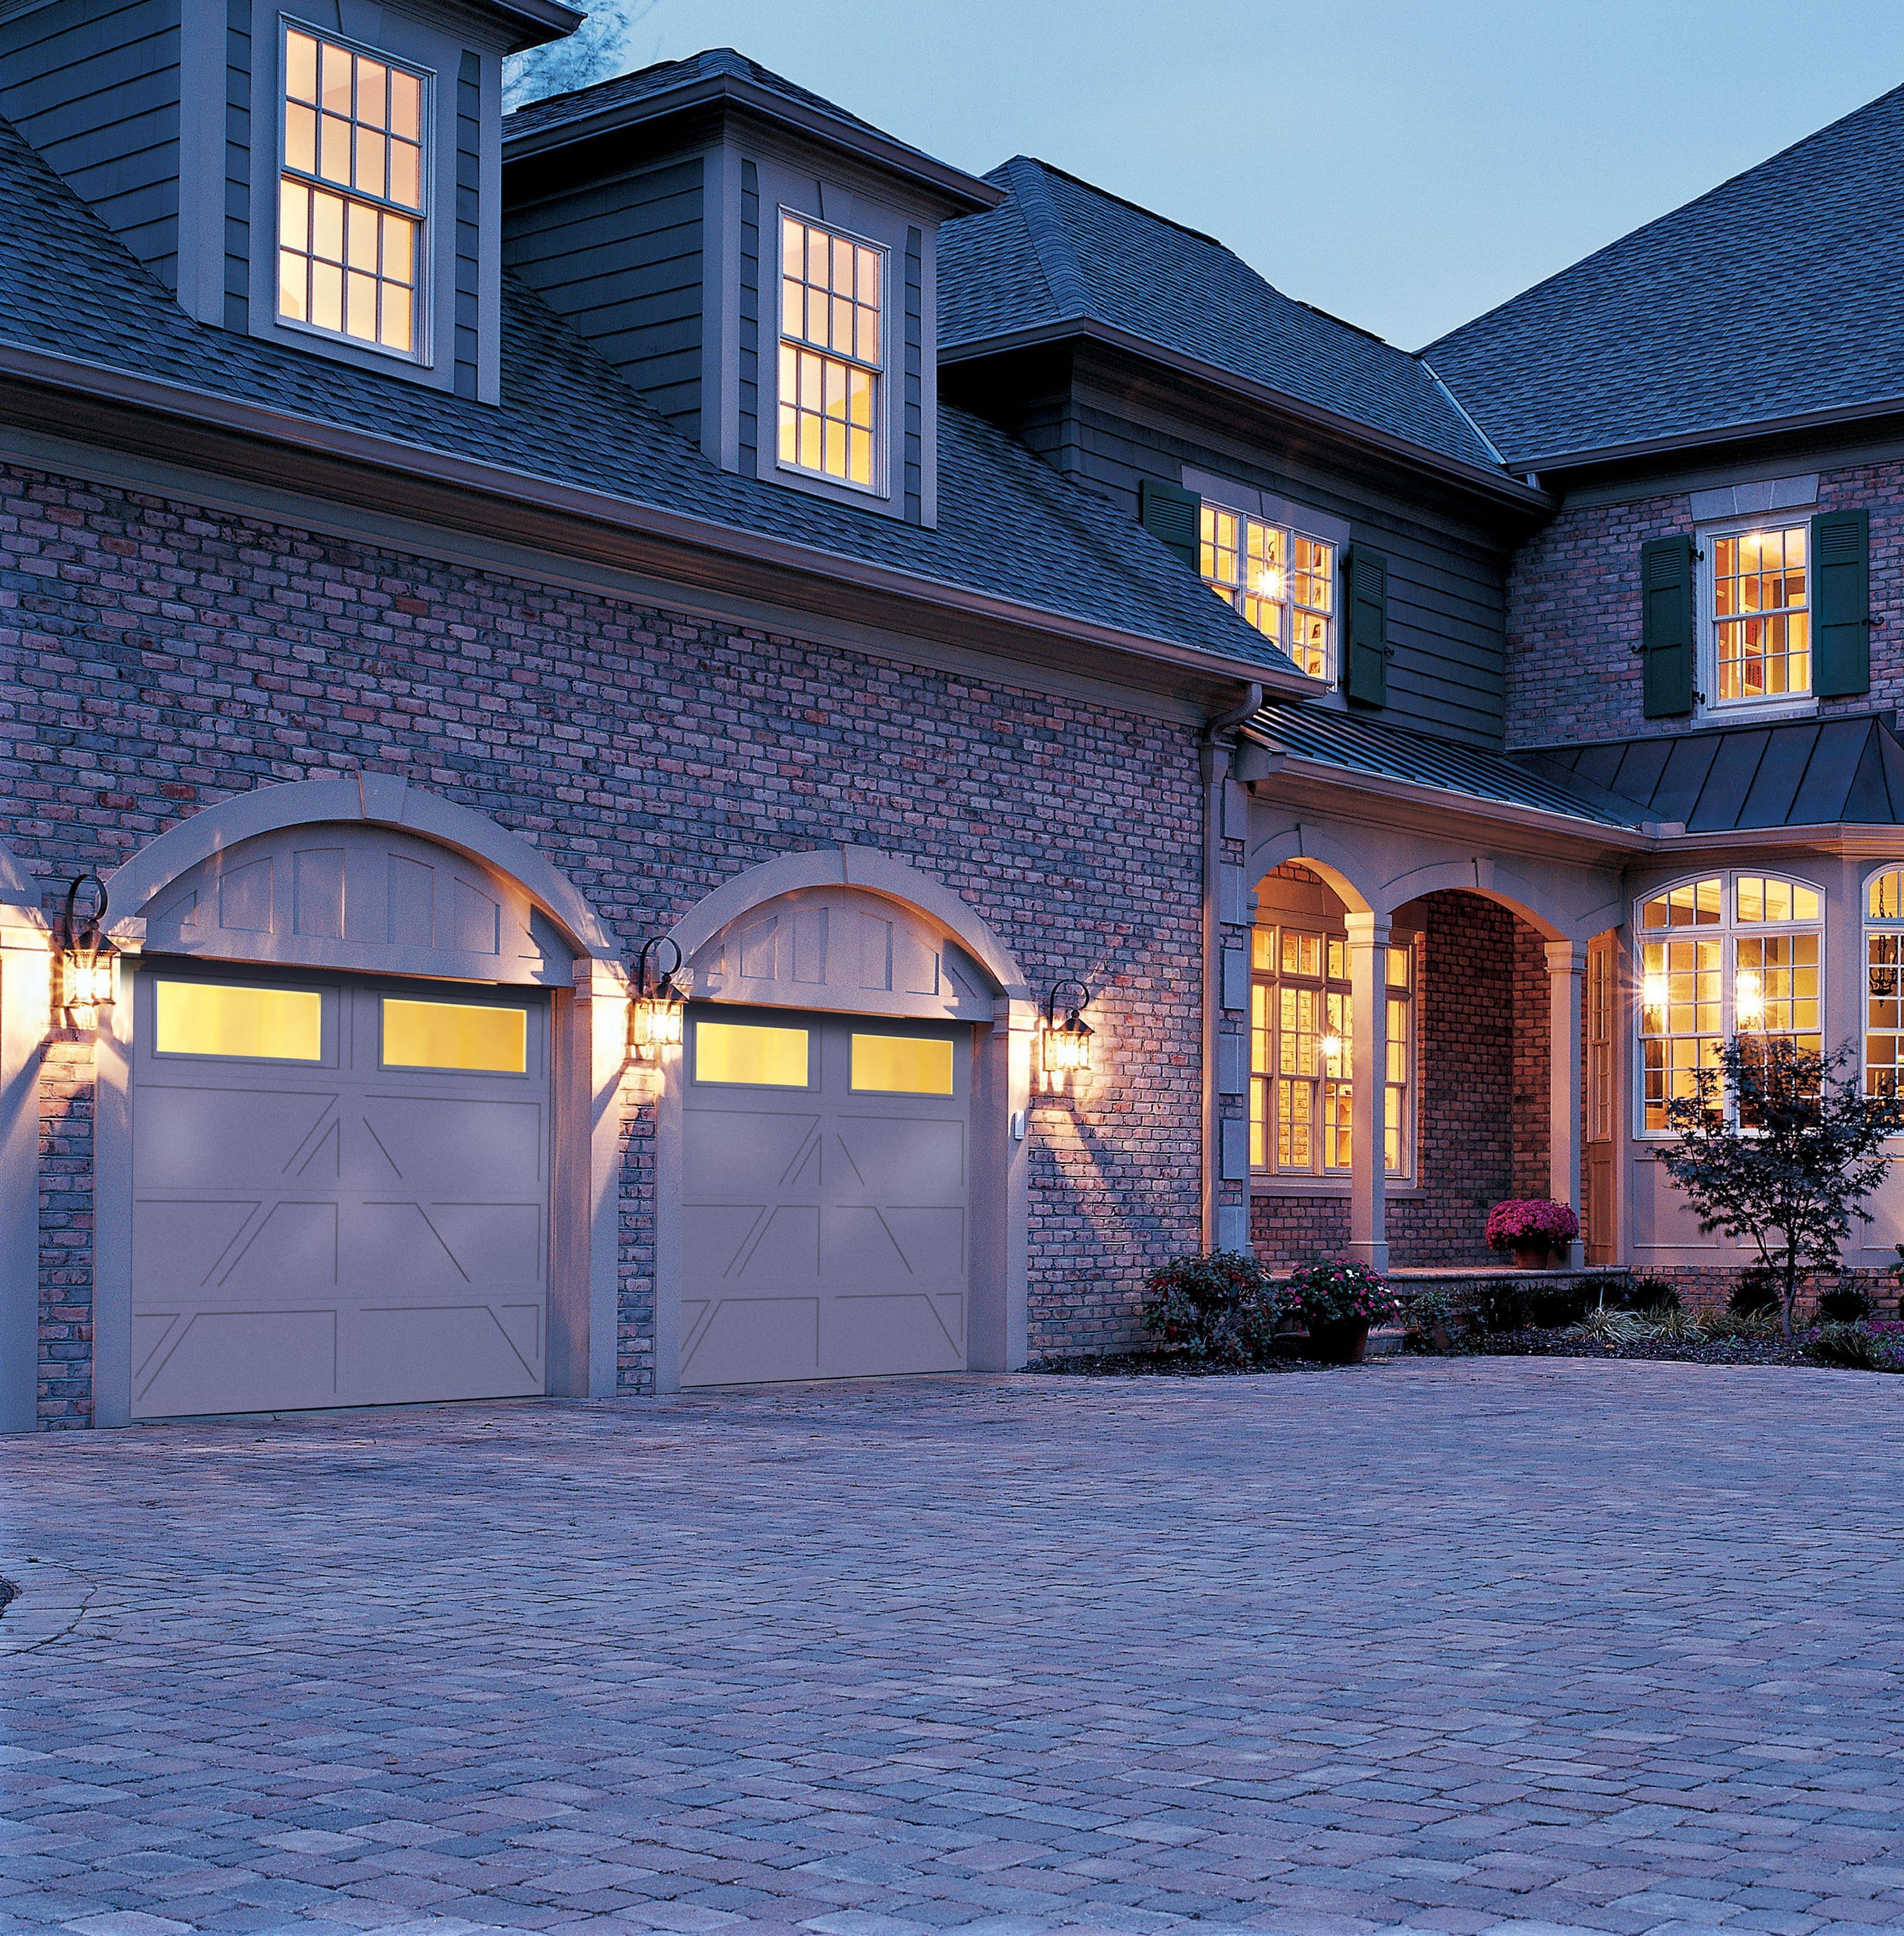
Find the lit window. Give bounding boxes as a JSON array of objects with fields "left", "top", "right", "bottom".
[
  {"left": 154, "top": 981, "right": 323, "bottom": 1061},
  {"left": 1248, "top": 925, "right": 1411, "bottom": 1177},
  {"left": 382, "top": 998, "right": 526, "bottom": 1073},
  {"left": 694, "top": 1020, "right": 811, "bottom": 1088},
  {"left": 850, "top": 1034, "right": 954, "bottom": 1095},
  {"left": 279, "top": 27, "right": 425, "bottom": 354},
  {"left": 1637, "top": 872, "right": 1822, "bottom": 1130},
  {"left": 1200, "top": 507, "right": 1334, "bottom": 679},
  {"left": 777, "top": 215, "right": 883, "bottom": 488},
  {"left": 1864, "top": 870, "right": 1904, "bottom": 1102},
  {"left": 1710, "top": 524, "right": 1809, "bottom": 705}
]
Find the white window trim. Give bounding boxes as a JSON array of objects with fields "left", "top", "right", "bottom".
[
  {"left": 275, "top": 15, "right": 435, "bottom": 369},
  {"left": 1632, "top": 869, "right": 1826, "bottom": 1140},
  {"left": 1859, "top": 864, "right": 1904, "bottom": 1134},
  {"left": 1199, "top": 503, "right": 1341, "bottom": 686},
  {"left": 1696, "top": 512, "right": 1818, "bottom": 724},
  {"left": 773, "top": 207, "right": 890, "bottom": 501}
]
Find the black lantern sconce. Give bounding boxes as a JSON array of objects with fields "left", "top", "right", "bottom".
[
  {"left": 630, "top": 937, "right": 687, "bottom": 1059},
  {"left": 56, "top": 873, "right": 115, "bottom": 1029},
  {"left": 1041, "top": 979, "right": 1094, "bottom": 1090}
]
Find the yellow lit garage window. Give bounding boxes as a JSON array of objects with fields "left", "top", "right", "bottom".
[
  {"left": 851, "top": 1033, "right": 954, "bottom": 1095},
  {"left": 154, "top": 981, "right": 323, "bottom": 1061},
  {"left": 695, "top": 1021, "right": 810, "bottom": 1087},
  {"left": 383, "top": 998, "right": 526, "bottom": 1073}
]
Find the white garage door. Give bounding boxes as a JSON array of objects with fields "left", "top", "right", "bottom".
[
  {"left": 680, "top": 1007, "right": 969, "bottom": 1386},
  {"left": 130, "top": 966, "right": 549, "bottom": 1419}
]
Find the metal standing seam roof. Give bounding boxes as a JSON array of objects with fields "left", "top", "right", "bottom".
[
  {"left": 0, "top": 113, "right": 1304, "bottom": 682},
  {"left": 1424, "top": 82, "right": 1904, "bottom": 465},
  {"left": 937, "top": 157, "right": 1505, "bottom": 472}
]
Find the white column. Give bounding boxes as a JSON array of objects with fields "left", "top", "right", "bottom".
[
  {"left": 1546, "top": 939, "right": 1587, "bottom": 1269},
  {"left": 1347, "top": 911, "right": 1392, "bottom": 1272}
]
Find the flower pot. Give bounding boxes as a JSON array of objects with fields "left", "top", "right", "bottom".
[
  {"left": 1510, "top": 1240, "right": 1553, "bottom": 1270},
  {"left": 1304, "top": 1318, "right": 1370, "bottom": 1365}
]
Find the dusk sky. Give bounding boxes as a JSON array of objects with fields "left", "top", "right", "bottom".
[{"left": 562, "top": 0, "right": 1904, "bottom": 350}]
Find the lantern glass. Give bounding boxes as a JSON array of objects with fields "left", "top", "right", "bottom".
[
  {"left": 1045, "top": 1017, "right": 1092, "bottom": 1074},
  {"left": 64, "top": 952, "right": 114, "bottom": 1015}
]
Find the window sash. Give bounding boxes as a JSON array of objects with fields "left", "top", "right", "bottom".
[
  {"left": 1200, "top": 507, "right": 1336, "bottom": 680},
  {"left": 776, "top": 213, "right": 885, "bottom": 490},
  {"left": 1704, "top": 521, "right": 1813, "bottom": 706}
]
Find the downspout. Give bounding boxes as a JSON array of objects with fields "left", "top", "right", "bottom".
[{"left": 1200, "top": 682, "right": 1263, "bottom": 1250}]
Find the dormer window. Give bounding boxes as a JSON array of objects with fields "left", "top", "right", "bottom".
[
  {"left": 778, "top": 214, "right": 884, "bottom": 490},
  {"left": 1199, "top": 504, "right": 1336, "bottom": 681},
  {"left": 278, "top": 26, "right": 428, "bottom": 356}
]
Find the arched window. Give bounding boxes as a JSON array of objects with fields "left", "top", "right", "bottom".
[
  {"left": 1864, "top": 870, "right": 1904, "bottom": 1098},
  {"left": 1636, "top": 872, "right": 1822, "bottom": 1131}
]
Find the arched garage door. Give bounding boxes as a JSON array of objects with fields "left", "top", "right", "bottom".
[
  {"left": 129, "top": 965, "right": 549, "bottom": 1419},
  {"left": 680, "top": 1006, "right": 969, "bottom": 1385}
]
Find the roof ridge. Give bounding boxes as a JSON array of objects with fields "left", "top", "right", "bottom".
[
  {"left": 1001, "top": 155, "right": 1228, "bottom": 251},
  {"left": 996, "top": 158, "right": 1091, "bottom": 320}
]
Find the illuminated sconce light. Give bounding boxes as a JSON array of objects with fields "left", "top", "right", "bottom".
[
  {"left": 1736, "top": 969, "right": 1764, "bottom": 1028},
  {"left": 1042, "top": 979, "right": 1094, "bottom": 1090},
  {"left": 630, "top": 936, "right": 686, "bottom": 1060},
  {"left": 55, "top": 873, "right": 114, "bottom": 1029}
]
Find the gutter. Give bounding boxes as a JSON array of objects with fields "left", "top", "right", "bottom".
[
  {"left": 938, "top": 319, "right": 1554, "bottom": 515},
  {"left": 1506, "top": 393, "right": 1904, "bottom": 477},
  {"left": 0, "top": 341, "right": 1314, "bottom": 700}
]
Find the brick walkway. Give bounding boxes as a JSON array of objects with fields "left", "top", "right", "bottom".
[{"left": 4, "top": 1361, "right": 1904, "bottom": 1936}]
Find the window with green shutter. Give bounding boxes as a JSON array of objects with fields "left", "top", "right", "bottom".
[
  {"left": 1812, "top": 509, "right": 1870, "bottom": 698},
  {"left": 1341, "top": 547, "right": 1389, "bottom": 706}
]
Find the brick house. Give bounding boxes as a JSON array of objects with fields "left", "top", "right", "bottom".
[{"left": 0, "top": 8, "right": 1896, "bottom": 1429}]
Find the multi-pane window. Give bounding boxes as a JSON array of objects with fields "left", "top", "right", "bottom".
[
  {"left": 778, "top": 215, "right": 883, "bottom": 488},
  {"left": 1637, "top": 872, "right": 1822, "bottom": 1130},
  {"left": 279, "top": 28, "right": 425, "bottom": 353},
  {"left": 1864, "top": 870, "right": 1904, "bottom": 1100},
  {"left": 1712, "top": 524, "right": 1809, "bottom": 704},
  {"left": 1199, "top": 507, "right": 1335, "bottom": 678},
  {"left": 1588, "top": 941, "right": 1613, "bottom": 1143},
  {"left": 1249, "top": 925, "right": 1411, "bottom": 1177}
]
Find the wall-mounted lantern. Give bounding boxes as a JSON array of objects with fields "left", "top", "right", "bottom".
[
  {"left": 630, "top": 937, "right": 686, "bottom": 1059},
  {"left": 1041, "top": 979, "right": 1094, "bottom": 1090},
  {"left": 56, "top": 873, "right": 114, "bottom": 1029}
]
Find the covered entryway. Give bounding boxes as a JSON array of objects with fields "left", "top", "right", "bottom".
[
  {"left": 129, "top": 965, "right": 550, "bottom": 1418},
  {"left": 680, "top": 1007, "right": 970, "bottom": 1385}
]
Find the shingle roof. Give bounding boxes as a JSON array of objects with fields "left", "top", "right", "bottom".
[
  {"left": 938, "top": 157, "right": 1503, "bottom": 471},
  {"left": 1424, "top": 84, "right": 1904, "bottom": 465},
  {"left": 1245, "top": 704, "right": 1646, "bottom": 831},
  {"left": 1533, "top": 715, "right": 1904, "bottom": 832},
  {"left": 0, "top": 114, "right": 1298, "bottom": 681}
]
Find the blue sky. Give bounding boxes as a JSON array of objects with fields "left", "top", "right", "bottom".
[{"left": 561, "top": 0, "right": 1904, "bottom": 349}]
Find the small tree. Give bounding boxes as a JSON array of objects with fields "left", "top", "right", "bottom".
[{"left": 1660, "top": 1035, "right": 1904, "bottom": 1338}]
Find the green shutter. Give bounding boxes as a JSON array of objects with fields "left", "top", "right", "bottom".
[
  {"left": 1812, "top": 508, "right": 1871, "bottom": 697},
  {"left": 1342, "top": 546, "right": 1389, "bottom": 705},
  {"left": 1139, "top": 477, "right": 1201, "bottom": 570},
  {"left": 1640, "top": 535, "right": 1695, "bottom": 717}
]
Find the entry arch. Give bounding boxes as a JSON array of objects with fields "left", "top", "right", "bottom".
[
  {"left": 1245, "top": 824, "right": 1378, "bottom": 915},
  {"left": 93, "top": 779, "right": 628, "bottom": 1426},
  {"left": 654, "top": 846, "right": 1033, "bottom": 1389}
]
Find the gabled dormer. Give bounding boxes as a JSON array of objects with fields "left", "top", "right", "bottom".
[
  {"left": 0, "top": 0, "right": 576, "bottom": 401},
  {"left": 501, "top": 49, "right": 1001, "bottom": 526}
]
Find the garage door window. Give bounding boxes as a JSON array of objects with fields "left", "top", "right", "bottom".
[
  {"left": 694, "top": 1020, "right": 810, "bottom": 1087},
  {"left": 382, "top": 997, "right": 526, "bottom": 1073},
  {"left": 850, "top": 1033, "right": 954, "bottom": 1095},
  {"left": 153, "top": 980, "right": 323, "bottom": 1062}
]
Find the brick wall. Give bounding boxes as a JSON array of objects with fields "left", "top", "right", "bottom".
[
  {"left": 0, "top": 459, "right": 1210, "bottom": 1420},
  {"left": 1504, "top": 459, "right": 1904, "bottom": 749}
]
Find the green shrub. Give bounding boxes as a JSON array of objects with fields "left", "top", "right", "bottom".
[
  {"left": 1729, "top": 1267, "right": 1781, "bottom": 1315},
  {"left": 1806, "top": 1320, "right": 1902, "bottom": 1371},
  {"left": 1816, "top": 1285, "right": 1873, "bottom": 1323},
  {"left": 1625, "top": 1276, "right": 1682, "bottom": 1313},
  {"left": 1140, "top": 1250, "right": 1284, "bottom": 1366},
  {"left": 1696, "top": 1306, "right": 1780, "bottom": 1341}
]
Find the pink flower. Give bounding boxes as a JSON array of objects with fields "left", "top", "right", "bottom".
[{"left": 1484, "top": 1199, "right": 1581, "bottom": 1249}]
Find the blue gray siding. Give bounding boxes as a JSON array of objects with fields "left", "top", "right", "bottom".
[
  {"left": 903, "top": 226, "right": 921, "bottom": 523},
  {"left": 454, "top": 51, "right": 479, "bottom": 399},
  {"left": 0, "top": 0, "right": 183, "bottom": 286},
  {"left": 737, "top": 157, "right": 759, "bottom": 475},
  {"left": 222, "top": 0, "right": 247, "bottom": 329},
  {"left": 503, "top": 154, "right": 704, "bottom": 439}
]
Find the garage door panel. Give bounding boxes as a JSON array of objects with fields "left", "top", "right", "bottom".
[
  {"left": 833, "top": 1117, "right": 965, "bottom": 1194},
  {"left": 133, "top": 1199, "right": 261, "bottom": 1292},
  {"left": 824, "top": 1292, "right": 965, "bottom": 1375},
  {"left": 219, "top": 1201, "right": 340, "bottom": 1293},
  {"left": 358, "top": 1096, "right": 545, "bottom": 1187},
  {"left": 682, "top": 1295, "right": 821, "bottom": 1385},
  {"left": 349, "top": 1201, "right": 472, "bottom": 1290},
  {"left": 347, "top": 1304, "right": 542, "bottom": 1403},
  {"left": 135, "top": 1087, "right": 341, "bottom": 1187},
  {"left": 738, "top": 1204, "right": 820, "bottom": 1279},
  {"left": 426, "top": 1203, "right": 545, "bottom": 1284},
  {"left": 136, "top": 1309, "right": 339, "bottom": 1417},
  {"left": 682, "top": 1203, "right": 769, "bottom": 1278},
  {"left": 870, "top": 1206, "right": 966, "bottom": 1277},
  {"left": 682, "top": 1111, "right": 818, "bottom": 1194}
]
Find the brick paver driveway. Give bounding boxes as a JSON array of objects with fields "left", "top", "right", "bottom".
[{"left": 5, "top": 1360, "right": 1904, "bottom": 1936}]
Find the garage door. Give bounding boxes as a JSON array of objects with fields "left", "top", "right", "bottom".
[
  {"left": 130, "top": 966, "right": 549, "bottom": 1419},
  {"left": 680, "top": 1007, "right": 969, "bottom": 1386}
]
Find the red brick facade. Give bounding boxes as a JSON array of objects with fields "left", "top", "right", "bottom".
[{"left": 1, "top": 460, "right": 1213, "bottom": 1420}]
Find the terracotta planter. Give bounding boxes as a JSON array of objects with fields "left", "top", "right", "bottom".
[
  {"left": 1510, "top": 1240, "right": 1554, "bottom": 1270},
  {"left": 1304, "top": 1318, "right": 1370, "bottom": 1365}
]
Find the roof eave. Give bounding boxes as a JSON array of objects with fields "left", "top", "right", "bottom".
[
  {"left": 938, "top": 318, "right": 1554, "bottom": 513},
  {"left": 503, "top": 74, "right": 1004, "bottom": 213},
  {"left": 0, "top": 340, "right": 1306, "bottom": 699},
  {"left": 487, "top": 0, "right": 585, "bottom": 54},
  {"left": 1507, "top": 393, "right": 1904, "bottom": 476}
]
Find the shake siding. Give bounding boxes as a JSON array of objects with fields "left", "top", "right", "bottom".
[
  {"left": 502, "top": 155, "right": 705, "bottom": 439},
  {"left": 738, "top": 158, "right": 759, "bottom": 474},
  {"left": 903, "top": 226, "right": 922, "bottom": 522},
  {"left": 221, "top": 0, "right": 247, "bottom": 329},
  {"left": 0, "top": 0, "right": 183, "bottom": 287},
  {"left": 453, "top": 52, "right": 480, "bottom": 399}
]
